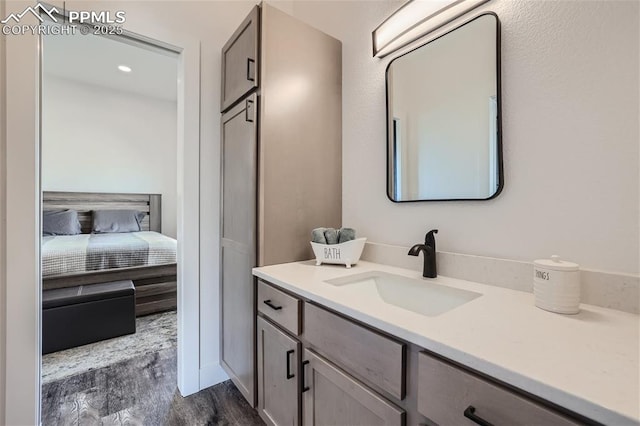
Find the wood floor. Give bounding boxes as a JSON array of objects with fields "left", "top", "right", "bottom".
[{"left": 42, "top": 347, "right": 265, "bottom": 425}]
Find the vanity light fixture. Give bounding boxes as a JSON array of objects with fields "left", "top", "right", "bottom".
[
  {"left": 372, "top": 0, "right": 489, "bottom": 58},
  {"left": 117, "top": 65, "right": 132, "bottom": 73}
]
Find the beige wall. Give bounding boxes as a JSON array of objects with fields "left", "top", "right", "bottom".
[{"left": 290, "top": 0, "right": 640, "bottom": 274}]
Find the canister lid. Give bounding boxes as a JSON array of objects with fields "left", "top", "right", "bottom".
[{"left": 533, "top": 255, "right": 579, "bottom": 271}]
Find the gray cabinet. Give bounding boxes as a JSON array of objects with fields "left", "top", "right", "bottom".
[
  {"left": 257, "top": 317, "right": 301, "bottom": 426},
  {"left": 302, "top": 349, "right": 405, "bottom": 426},
  {"left": 417, "top": 352, "right": 581, "bottom": 426},
  {"left": 254, "top": 279, "right": 594, "bottom": 426},
  {"left": 221, "top": 94, "right": 257, "bottom": 403},
  {"left": 221, "top": 2, "right": 341, "bottom": 409},
  {"left": 303, "top": 302, "right": 405, "bottom": 400},
  {"left": 221, "top": 6, "right": 259, "bottom": 112}
]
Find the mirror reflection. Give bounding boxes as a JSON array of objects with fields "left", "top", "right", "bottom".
[{"left": 387, "top": 13, "right": 502, "bottom": 201}]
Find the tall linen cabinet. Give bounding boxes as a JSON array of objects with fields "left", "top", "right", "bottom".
[{"left": 220, "top": 3, "right": 342, "bottom": 406}]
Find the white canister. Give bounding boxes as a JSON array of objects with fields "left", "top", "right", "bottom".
[{"left": 533, "top": 255, "right": 580, "bottom": 314}]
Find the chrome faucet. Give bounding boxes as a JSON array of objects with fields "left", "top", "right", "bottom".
[{"left": 408, "top": 229, "right": 438, "bottom": 278}]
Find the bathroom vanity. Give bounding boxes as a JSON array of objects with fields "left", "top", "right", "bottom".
[{"left": 253, "top": 261, "right": 639, "bottom": 426}]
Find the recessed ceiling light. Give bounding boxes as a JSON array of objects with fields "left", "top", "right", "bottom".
[{"left": 118, "top": 65, "right": 132, "bottom": 73}]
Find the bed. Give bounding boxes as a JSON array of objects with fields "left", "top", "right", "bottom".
[{"left": 42, "top": 191, "right": 177, "bottom": 316}]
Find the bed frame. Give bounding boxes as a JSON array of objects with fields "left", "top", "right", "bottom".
[{"left": 42, "top": 191, "right": 177, "bottom": 316}]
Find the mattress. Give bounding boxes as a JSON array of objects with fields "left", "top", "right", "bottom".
[{"left": 42, "top": 231, "right": 177, "bottom": 277}]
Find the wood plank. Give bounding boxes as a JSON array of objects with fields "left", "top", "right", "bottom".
[
  {"left": 42, "top": 191, "right": 162, "bottom": 233},
  {"left": 135, "top": 281, "right": 177, "bottom": 299},
  {"left": 133, "top": 275, "right": 178, "bottom": 287},
  {"left": 135, "top": 298, "right": 176, "bottom": 316},
  {"left": 149, "top": 194, "right": 162, "bottom": 232},
  {"left": 43, "top": 203, "right": 151, "bottom": 211},
  {"left": 42, "top": 353, "right": 265, "bottom": 425},
  {"left": 43, "top": 264, "right": 177, "bottom": 290},
  {"left": 303, "top": 302, "right": 406, "bottom": 400},
  {"left": 43, "top": 191, "right": 153, "bottom": 202},
  {"left": 137, "top": 292, "right": 177, "bottom": 305}
]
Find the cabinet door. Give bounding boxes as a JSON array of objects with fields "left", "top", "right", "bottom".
[
  {"left": 257, "top": 317, "right": 300, "bottom": 426},
  {"left": 221, "top": 5, "right": 259, "bottom": 112},
  {"left": 221, "top": 94, "right": 257, "bottom": 405},
  {"left": 302, "top": 349, "right": 405, "bottom": 426}
]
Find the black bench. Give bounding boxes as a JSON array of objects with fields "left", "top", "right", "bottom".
[{"left": 42, "top": 280, "right": 136, "bottom": 354}]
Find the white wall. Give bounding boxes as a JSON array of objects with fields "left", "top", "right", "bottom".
[
  {"left": 41, "top": 76, "right": 178, "bottom": 238},
  {"left": 2, "top": 1, "right": 41, "bottom": 421},
  {"left": 0, "top": 0, "right": 6, "bottom": 419},
  {"left": 290, "top": 0, "right": 640, "bottom": 275}
]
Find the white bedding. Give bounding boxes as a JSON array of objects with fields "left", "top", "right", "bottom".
[{"left": 42, "top": 231, "right": 177, "bottom": 277}]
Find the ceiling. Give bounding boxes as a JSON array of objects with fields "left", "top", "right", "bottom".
[{"left": 43, "top": 28, "right": 178, "bottom": 102}]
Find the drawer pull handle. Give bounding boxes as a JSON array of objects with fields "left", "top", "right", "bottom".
[
  {"left": 301, "top": 360, "right": 310, "bottom": 392},
  {"left": 286, "top": 349, "right": 295, "bottom": 379},
  {"left": 464, "top": 406, "right": 494, "bottom": 426},
  {"left": 246, "top": 57, "right": 256, "bottom": 82},
  {"left": 263, "top": 299, "right": 282, "bottom": 310},
  {"left": 245, "top": 99, "right": 254, "bottom": 123}
]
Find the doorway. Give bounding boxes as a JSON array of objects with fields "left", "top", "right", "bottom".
[
  {"left": 3, "top": 4, "right": 202, "bottom": 423},
  {"left": 39, "top": 24, "right": 180, "bottom": 419}
]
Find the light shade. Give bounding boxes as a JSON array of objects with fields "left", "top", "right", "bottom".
[{"left": 372, "top": 0, "right": 489, "bottom": 58}]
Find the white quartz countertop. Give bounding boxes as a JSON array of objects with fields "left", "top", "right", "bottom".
[{"left": 253, "top": 260, "right": 640, "bottom": 425}]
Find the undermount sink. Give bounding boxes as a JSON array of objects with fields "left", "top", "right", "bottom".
[{"left": 325, "top": 271, "right": 481, "bottom": 317}]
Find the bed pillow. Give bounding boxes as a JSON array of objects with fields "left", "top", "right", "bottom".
[
  {"left": 43, "top": 210, "right": 82, "bottom": 236},
  {"left": 92, "top": 210, "right": 146, "bottom": 233}
]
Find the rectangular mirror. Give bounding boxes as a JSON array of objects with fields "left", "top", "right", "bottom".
[{"left": 386, "top": 13, "right": 502, "bottom": 201}]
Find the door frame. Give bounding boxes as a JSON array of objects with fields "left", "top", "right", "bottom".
[{"left": 3, "top": 2, "right": 202, "bottom": 423}]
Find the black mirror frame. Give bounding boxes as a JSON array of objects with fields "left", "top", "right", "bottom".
[{"left": 385, "top": 12, "right": 503, "bottom": 203}]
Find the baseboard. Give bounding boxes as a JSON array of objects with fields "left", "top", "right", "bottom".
[{"left": 199, "top": 363, "right": 229, "bottom": 390}]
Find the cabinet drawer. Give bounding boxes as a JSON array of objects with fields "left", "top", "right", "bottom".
[
  {"left": 303, "top": 302, "right": 405, "bottom": 400},
  {"left": 257, "top": 280, "right": 301, "bottom": 335},
  {"left": 418, "top": 352, "right": 581, "bottom": 425}
]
